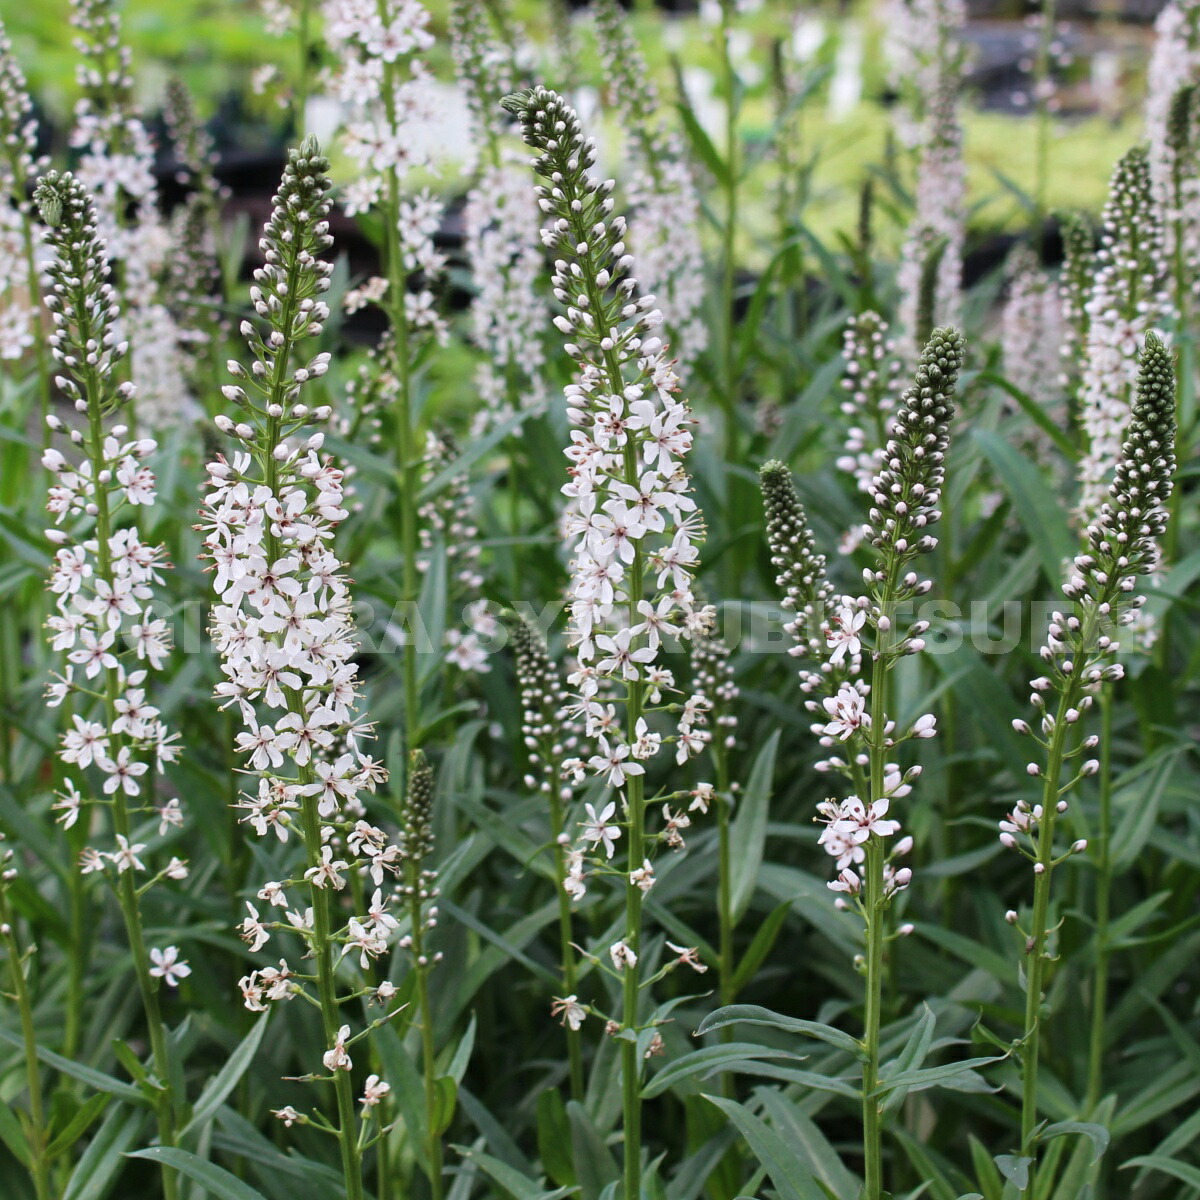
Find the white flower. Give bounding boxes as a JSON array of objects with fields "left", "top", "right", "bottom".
[
  {"left": 825, "top": 604, "right": 866, "bottom": 664},
  {"left": 360, "top": 1074, "right": 390, "bottom": 1114},
  {"left": 831, "top": 797, "right": 901, "bottom": 844},
  {"left": 110, "top": 834, "right": 146, "bottom": 874},
  {"left": 630, "top": 859, "right": 655, "bottom": 893},
  {"left": 819, "top": 684, "right": 870, "bottom": 741},
  {"left": 610, "top": 940, "right": 638, "bottom": 971},
  {"left": 551, "top": 995, "right": 587, "bottom": 1031},
  {"left": 149, "top": 946, "right": 191, "bottom": 987},
  {"left": 666, "top": 942, "right": 707, "bottom": 973},
  {"left": 581, "top": 801, "right": 621, "bottom": 859},
  {"left": 323, "top": 1024, "right": 353, "bottom": 1072}
]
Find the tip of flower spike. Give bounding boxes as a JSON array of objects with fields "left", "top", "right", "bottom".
[
  {"left": 34, "top": 171, "right": 66, "bottom": 227},
  {"left": 298, "top": 132, "right": 321, "bottom": 160},
  {"left": 499, "top": 88, "right": 538, "bottom": 117},
  {"left": 1168, "top": 86, "right": 1196, "bottom": 152},
  {"left": 759, "top": 460, "right": 788, "bottom": 482}
]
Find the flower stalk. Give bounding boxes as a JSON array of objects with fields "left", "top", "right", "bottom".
[
  {"left": 0, "top": 841, "right": 53, "bottom": 1200},
  {"left": 202, "top": 138, "right": 406, "bottom": 1200},
  {"left": 36, "top": 168, "right": 186, "bottom": 1200},
  {"left": 761, "top": 327, "right": 964, "bottom": 1198},
  {"left": 1004, "top": 333, "right": 1177, "bottom": 1190},
  {"left": 503, "top": 84, "right": 710, "bottom": 1200}
]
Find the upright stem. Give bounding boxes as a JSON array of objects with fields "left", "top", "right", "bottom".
[
  {"left": 21, "top": 215, "right": 51, "bottom": 447},
  {"left": 0, "top": 892, "right": 52, "bottom": 1200},
  {"left": 296, "top": 0, "right": 313, "bottom": 132},
  {"left": 861, "top": 648, "right": 890, "bottom": 1199},
  {"left": 85, "top": 361, "right": 180, "bottom": 1200},
  {"left": 861, "top": 840, "right": 886, "bottom": 1200},
  {"left": 378, "top": 66, "right": 419, "bottom": 749},
  {"left": 1031, "top": 0, "right": 1056, "bottom": 252},
  {"left": 714, "top": 747, "right": 735, "bottom": 1096},
  {"left": 1085, "top": 689, "right": 1114, "bottom": 1111},
  {"left": 1020, "top": 677, "right": 1080, "bottom": 1193},
  {"left": 718, "top": 2, "right": 739, "bottom": 463},
  {"left": 261, "top": 272, "right": 364, "bottom": 1199},
  {"left": 549, "top": 790, "right": 584, "bottom": 1100},
  {"left": 621, "top": 768, "right": 645, "bottom": 1200},
  {"left": 298, "top": 788, "right": 365, "bottom": 1200},
  {"left": 405, "top": 857, "right": 443, "bottom": 1200}
]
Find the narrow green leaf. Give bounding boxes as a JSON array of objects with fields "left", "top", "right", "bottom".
[
  {"left": 1123, "top": 1154, "right": 1200, "bottom": 1189},
  {"left": 755, "top": 1090, "right": 860, "bottom": 1199},
  {"left": 0, "top": 1100, "right": 31, "bottom": 1167},
  {"left": 125, "top": 1147, "right": 269, "bottom": 1200},
  {"left": 566, "top": 1100, "right": 618, "bottom": 1200},
  {"left": 432, "top": 1076, "right": 457, "bottom": 1137},
  {"left": 695, "top": 1004, "right": 862, "bottom": 1058},
  {"left": 731, "top": 901, "right": 792, "bottom": 993},
  {"left": 642, "top": 1044, "right": 805, "bottom": 1099},
  {"left": 978, "top": 373, "right": 1077, "bottom": 461},
  {"left": 0, "top": 1027, "right": 143, "bottom": 1103},
  {"left": 703, "top": 1095, "right": 826, "bottom": 1200},
  {"left": 47, "top": 1094, "right": 110, "bottom": 1160},
  {"left": 973, "top": 429, "right": 1074, "bottom": 585},
  {"left": 729, "top": 730, "right": 780, "bottom": 924},
  {"left": 64, "top": 1107, "right": 144, "bottom": 1200},
  {"left": 180, "top": 1013, "right": 269, "bottom": 1137},
  {"left": 1038, "top": 1121, "right": 1109, "bottom": 1165},
  {"left": 454, "top": 1147, "right": 573, "bottom": 1200},
  {"left": 536, "top": 1090, "right": 576, "bottom": 1189}
]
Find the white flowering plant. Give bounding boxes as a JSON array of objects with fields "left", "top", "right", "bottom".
[{"left": 0, "top": 5, "right": 1195, "bottom": 1200}]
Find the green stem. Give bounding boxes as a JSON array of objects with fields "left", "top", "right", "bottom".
[
  {"left": 0, "top": 893, "right": 53, "bottom": 1200},
  {"left": 1031, "top": 0, "right": 1056, "bottom": 252},
  {"left": 84, "top": 344, "right": 179, "bottom": 1200},
  {"left": 296, "top": 0, "right": 312, "bottom": 133},
  {"left": 861, "top": 648, "right": 890, "bottom": 1199},
  {"left": 715, "top": 745, "right": 735, "bottom": 1096},
  {"left": 21, "top": 214, "right": 52, "bottom": 450},
  {"left": 718, "top": 1, "right": 739, "bottom": 463},
  {"left": 1085, "top": 690, "right": 1114, "bottom": 1112},
  {"left": 373, "top": 8, "right": 420, "bottom": 752},
  {"left": 0, "top": 608, "right": 13, "bottom": 783},
  {"left": 549, "top": 790, "right": 584, "bottom": 1100},
  {"left": 297, "top": 788, "right": 365, "bottom": 1200},
  {"left": 1020, "top": 674, "right": 1083, "bottom": 1192},
  {"left": 405, "top": 863, "right": 442, "bottom": 1200}
]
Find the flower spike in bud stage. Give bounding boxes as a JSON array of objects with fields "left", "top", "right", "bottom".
[
  {"left": 1006, "top": 332, "right": 1177, "bottom": 1192},
  {"left": 759, "top": 327, "right": 964, "bottom": 1200},
  {"left": 759, "top": 460, "right": 834, "bottom": 660},
  {"left": 1077, "top": 146, "right": 1168, "bottom": 522}
]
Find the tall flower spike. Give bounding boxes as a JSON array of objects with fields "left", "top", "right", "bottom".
[
  {"left": 1146, "top": 0, "right": 1200, "bottom": 243},
  {"left": 1001, "top": 244, "right": 1062, "bottom": 441},
  {"left": 513, "top": 614, "right": 587, "bottom": 1095},
  {"left": 591, "top": 0, "right": 707, "bottom": 362},
  {"left": 837, "top": 311, "right": 903, "bottom": 495},
  {"left": 503, "top": 83, "right": 707, "bottom": 1200},
  {"left": 1076, "top": 146, "right": 1169, "bottom": 522},
  {"left": 897, "top": 80, "right": 964, "bottom": 348},
  {"left": 1057, "top": 210, "right": 1093, "bottom": 399},
  {"left": 759, "top": 461, "right": 834, "bottom": 663},
  {"left": 0, "top": 19, "right": 46, "bottom": 365},
  {"left": 1005, "top": 332, "right": 1176, "bottom": 1189},
  {"left": 36, "top": 168, "right": 186, "bottom": 1200},
  {"left": 201, "top": 139, "right": 398, "bottom": 1200},
  {"left": 70, "top": 0, "right": 193, "bottom": 429},
  {"left": 453, "top": 0, "right": 549, "bottom": 429},
  {"left": 762, "top": 329, "right": 962, "bottom": 1200}
]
